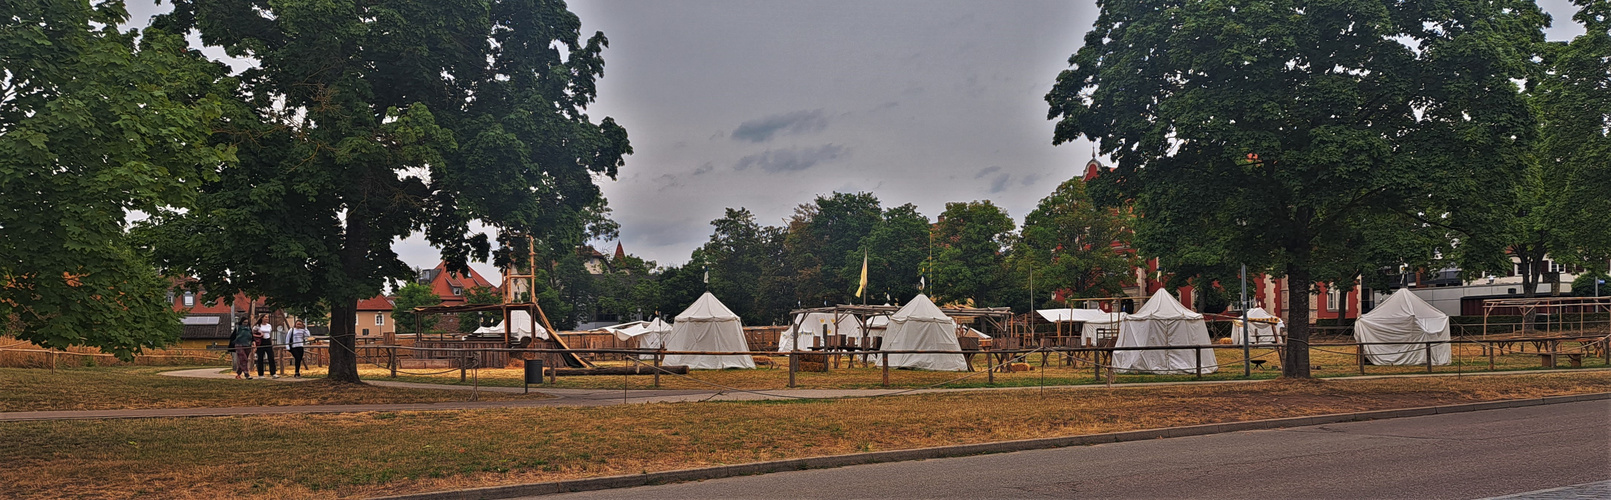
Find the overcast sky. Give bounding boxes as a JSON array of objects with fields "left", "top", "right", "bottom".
[{"left": 124, "top": 0, "right": 1590, "bottom": 281}]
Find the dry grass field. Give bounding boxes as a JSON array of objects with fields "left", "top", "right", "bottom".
[
  {"left": 0, "top": 367, "right": 549, "bottom": 412},
  {"left": 1, "top": 371, "right": 1607, "bottom": 499}
]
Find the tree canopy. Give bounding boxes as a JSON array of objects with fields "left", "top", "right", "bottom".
[
  {"left": 141, "top": 0, "right": 630, "bottom": 382},
  {"left": 1, "top": 1, "right": 233, "bottom": 359},
  {"left": 1047, "top": 0, "right": 1547, "bottom": 377}
]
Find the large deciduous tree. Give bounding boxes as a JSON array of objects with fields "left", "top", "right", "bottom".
[
  {"left": 1047, "top": 0, "right": 1544, "bottom": 378},
  {"left": 142, "top": 0, "right": 630, "bottom": 382},
  {"left": 929, "top": 201, "right": 1014, "bottom": 306},
  {"left": 1538, "top": 2, "right": 1611, "bottom": 277},
  {"left": 1, "top": 1, "right": 233, "bottom": 358},
  {"left": 1012, "top": 177, "right": 1139, "bottom": 306}
]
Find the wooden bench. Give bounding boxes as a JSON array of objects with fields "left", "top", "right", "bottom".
[{"left": 1538, "top": 352, "right": 1583, "bottom": 368}]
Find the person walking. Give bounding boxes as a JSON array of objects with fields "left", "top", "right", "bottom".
[
  {"left": 254, "top": 316, "right": 279, "bottom": 378},
  {"left": 287, "top": 320, "right": 311, "bottom": 378},
  {"left": 231, "top": 317, "right": 254, "bottom": 379}
]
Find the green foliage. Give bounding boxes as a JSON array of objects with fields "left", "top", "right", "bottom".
[
  {"left": 139, "top": 0, "right": 630, "bottom": 381},
  {"left": 1011, "top": 178, "right": 1139, "bottom": 306},
  {"left": 1571, "top": 272, "right": 1608, "bottom": 297},
  {"left": 0, "top": 1, "right": 234, "bottom": 359},
  {"left": 456, "top": 285, "right": 502, "bottom": 333},
  {"left": 391, "top": 283, "right": 440, "bottom": 334},
  {"left": 929, "top": 201, "right": 1014, "bottom": 306},
  {"left": 1538, "top": 3, "right": 1611, "bottom": 273},
  {"left": 699, "top": 208, "right": 784, "bottom": 324},
  {"left": 783, "top": 192, "right": 883, "bottom": 305},
  {"left": 859, "top": 204, "right": 932, "bottom": 304},
  {"left": 1046, "top": 0, "right": 1546, "bottom": 377}
]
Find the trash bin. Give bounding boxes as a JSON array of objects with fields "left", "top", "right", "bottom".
[{"left": 524, "top": 359, "right": 544, "bottom": 385}]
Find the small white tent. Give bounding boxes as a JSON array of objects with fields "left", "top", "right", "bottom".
[
  {"left": 778, "top": 312, "right": 866, "bottom": 351},
  {"left": 881, "top": 294, "right": 969, "bottom": 371},
  {"left": 473, "top": 310, "right": 550, "bottom": 340},
  {"left": 1354, "top": 288, "right": 1451, "bottom": 365},
  {"left": 1113, "top": 289, "right": 1218, "bottom": 374},
  {"left": 663, "top": 292, "right": 755, "bottom": 369},
  {"left": 1037, "top": 308, "right": 1126, "bottom": 346},
  {"left": 607, "top": 317, "right": 673, "bottom": 358},
  {"left": 1228, "top": 308, "right": 1284, "bottom": 345}
]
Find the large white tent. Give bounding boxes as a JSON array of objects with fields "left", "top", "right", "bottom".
[
  {"left": 778, "top": 312, "right": 867, "bottom": 351},
  {"left": 881, "top": 294, "right": 969, "bottom": 371},
  {"left": 473, "top": 310, "right": 549, "bottom": 340},
  {"left": 606, "top": 317, "right": 673, "bottom": 358},
  {"left": 1037, "top": 308, "right": 1127, "bottom": 346},
  {"left": 1228, "top": 308, "right": 1284, "bottom": 345},
  {"left": 1354, "top": 288, "right": 1451, "bottom": 365},
  {"left": 663, "top": 292, "right": 755, "bottom": 369},
  {"left": 1113, "top": 289, "right": 1218, "bottom": 374}
]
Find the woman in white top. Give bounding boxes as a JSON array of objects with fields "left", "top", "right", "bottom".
[
  {"left": 287, "top": 321, "right": 312, "bottom": 378},
  {"left": 253, "top": 316, "right": 278, "bottom": 378}
]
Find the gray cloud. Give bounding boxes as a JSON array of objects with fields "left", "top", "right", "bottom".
[
  {"left": 731, "top": 109, "right": 829, "bottom": 143},
  {"left": 692, "top": 162, "right": 714, "bottom": 175},
  {"left": 734, "top": 144, "right": 848, "bottom": 173},
  {"left": 974, "top": 166, "right": 1002, "bottom": 179},
  {"left": 1020, "top": 173, "right": 1042, "bottom": 186},
  {"left": 989, "top": 173, "right": 1012, "bottom": 193}
]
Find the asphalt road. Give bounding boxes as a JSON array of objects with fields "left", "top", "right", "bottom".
[{"left": 541, "top": 400, "right": 1611, "bottom": 499}]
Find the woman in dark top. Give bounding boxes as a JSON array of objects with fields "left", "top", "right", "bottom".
[{"left": 231, "top": 318, "right": 254, "bottom": 379}]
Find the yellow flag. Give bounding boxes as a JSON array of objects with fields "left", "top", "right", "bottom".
[{"left": 855, "top": 250, "right": 868, "bottom": 298}]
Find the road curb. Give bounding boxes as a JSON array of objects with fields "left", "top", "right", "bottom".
[{"left": 375, "top": 392, "right": 1611, "bottom": 500}]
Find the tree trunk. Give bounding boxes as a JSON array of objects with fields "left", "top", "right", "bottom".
[
  {"left": 327, "top": 301, "right": 361, "bottom": 383},
  {"left": 1514, "top": 246, "right": 1543, "bottom": 332},
  {"left": 326, "top": 209, "right": 371, "bottom": 384},
  {"left": 1283, "top": 267, "right": 1312, "bottom": 379}
]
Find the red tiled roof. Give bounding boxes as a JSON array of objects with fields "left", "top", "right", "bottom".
[
  {"left": 426, "top": 261, "right": 496, "bottom": 305},
  {"left": 356, "top": 296, "right": 395, "bottom": 311}
]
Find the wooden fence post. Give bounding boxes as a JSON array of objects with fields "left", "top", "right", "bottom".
[
  {"left": 987, "top": 348, "right": 995, "bottom": 385},
  {"left": 1426, "top": 342, "right": 1434, "bottom": 373},
  {"left": 1357, "top": 343, "right": 1365, "bottom": 375},
  {"left": 389, "top": 347, "right": 397, "bottom": 378},
  {"left": 460, "top": 351, "right": 467, "bottom": 382},
  {"left": 1195, "top": 349, "right": 1203, "bottom": 379},
  {"left": 1488, "top": 341, "right": 1496, "bottom": 371},
  {"left": 653, "top": 350, "right": 662, "bottom": 388},
  {"left": 882, "top": 352, "right": 890, "bottom": 388},
  {"left": 788, "top": 350, "right": 797, "bottom": 388}
]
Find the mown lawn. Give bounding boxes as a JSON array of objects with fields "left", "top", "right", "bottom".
[
  {"left": 1, "top": 371, "right": 1607, "bottom": 499},
  {"left": 0, "top": 366, "right": 549, "bottom": 412}
]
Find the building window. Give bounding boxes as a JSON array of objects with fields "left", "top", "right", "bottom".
[
  {"left": 183, "top": 291, "right": 195, "bottom": 307},
  {"left": 375, "top": 313, "right": 385, "bottom": 326},
  {"left": 1326, "top": 287, "right": 1341, "bottom": 312},
  {"left": 452, "top": 287, "right": 463, "bottom": 296}
]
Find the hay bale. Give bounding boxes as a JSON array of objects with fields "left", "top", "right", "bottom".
[
  {"left": 1007, "top": 362, "right": 1033, "bottom": 372},
  {"left": 751, "top": 356, "right": 776, "bottom": 367},
  {"left": 1215, "top": 337, "right": 1235, "bottom": 345},
  {"left": 798, "top": 361, "right": 827, "bottom": 372}
]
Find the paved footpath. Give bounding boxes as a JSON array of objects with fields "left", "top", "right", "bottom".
[{"left": 0, "top": 367, "right": 1602, "bottom": 422}]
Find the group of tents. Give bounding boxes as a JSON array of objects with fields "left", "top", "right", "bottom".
[{"left": 598, "top": 286, "right": 1454, "bottom": 374}]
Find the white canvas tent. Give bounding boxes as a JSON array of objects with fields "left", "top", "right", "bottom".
[
  {"left": 881, "top": 294, "right": 969, "bottom": 371},
  {"left": 663, "top": 292, "right": 755, "bottom": 369},
  {"left": 1113, "top": 289, "right": 1218, "bottom": 374},
  {"left": 1354, "top": 288, "right": 1451, "bottom": 365},
  {"left": 778, "top": 312, "right": 867, "bottom": 351},
  {"left": 606, "top": 317, "right": 673, "bottom": 358},
  {"left": 473, "top": 310, "right": 549, "bottom": 340},
  {"left": 1228, "top": 308, "right": 1284, "bottom": 345},
  {"left": 1037, "top": 308, "right": 1126, "bottom": 346}
]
